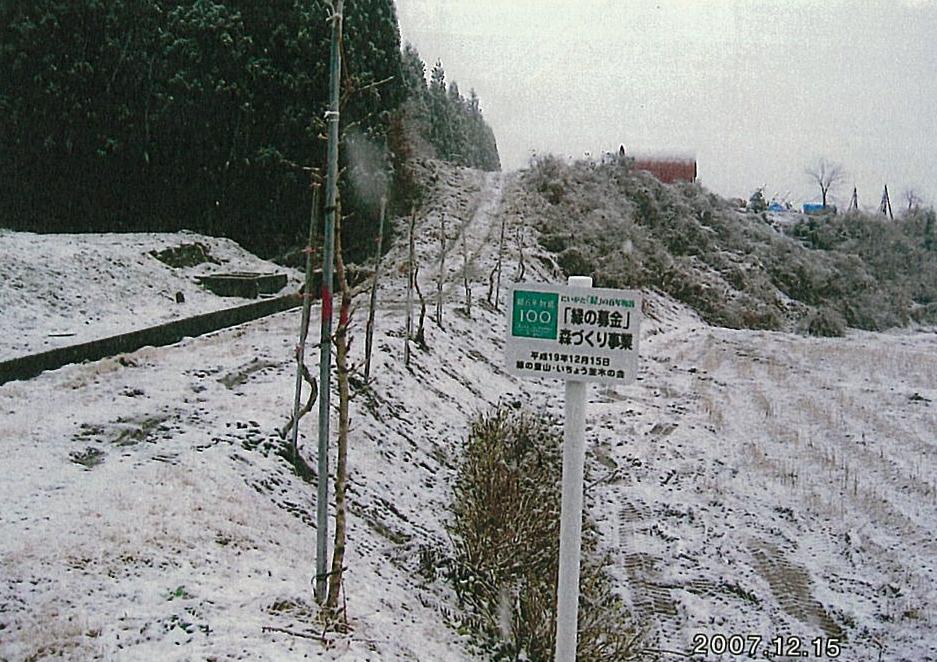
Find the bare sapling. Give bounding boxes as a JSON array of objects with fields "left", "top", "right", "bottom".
[
  {"left": 280, "top": 361, "right": 319, "bottom": 443},
  {"left": 514, "top": 226, "right": 526, "bottom": 282},
  {"left": 462, "top": 222, "right": 471, "bottom": 317},
  {"left": 487, "top": 262, "right": 497, "bottom": 306},
  {"left": 405, "top": 206, "right": 415, "bottom": 367},
  {"left": 326, "top": 199, "right": 353, "bottom": 617},
  {"left": 363, "top": 195, "right": 386, "bottom": 382},
  {"left": 488, "top": 211, "right": 507, "bottom": 309},
  {"left": 414, "top": 262, "right": 427, "bottom": 349},
  {"left": 284, "top": 179, "right": 321, "bottom": 466},
  {"left": 436, "top": 213, "right": 446, "bottom": 327}
]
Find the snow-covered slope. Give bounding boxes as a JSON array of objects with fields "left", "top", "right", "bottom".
[{"left": 2, "top": 162, "right": 937, "bottom": 661}]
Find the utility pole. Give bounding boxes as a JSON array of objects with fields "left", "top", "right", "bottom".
[
  {"left": 315, "top": 0, "right": 343, "bottom": 606},
  {"left": 880, "top": 184, "right": 894, "bottom": 220},
  {"left": 848, "top": 186, "right": 858, "bottom": 213}
]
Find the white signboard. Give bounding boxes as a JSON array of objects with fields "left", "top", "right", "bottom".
[{"left": 505, "top": 282, "right": 642, "bottom": 385}]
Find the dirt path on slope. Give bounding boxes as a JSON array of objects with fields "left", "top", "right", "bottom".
[
  {"left": 379, "top": 170, "right": 507, "bottom": 313},
  {"left": 438, "top": 171, "right": 505, "bottom": 300}
]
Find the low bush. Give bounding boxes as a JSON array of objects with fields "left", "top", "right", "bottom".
[
  {"left": 556, "top": 247, "right": 595, "bottom": 277},
  {"left": 448, "top": 407, "right": 642, "bottom": 661},
  {"left": 805, "top": 307, "right": 846, "bottom": 337}
]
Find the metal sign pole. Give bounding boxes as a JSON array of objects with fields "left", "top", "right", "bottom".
[{"left": 554, "top": 274, "right": 592, "bottom": 661}]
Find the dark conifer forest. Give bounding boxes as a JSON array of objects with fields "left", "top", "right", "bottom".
[{"left": 0, "top": 1, "right": 500, "bottom": 257}]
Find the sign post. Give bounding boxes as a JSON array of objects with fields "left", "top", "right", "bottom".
[
  {"left": 505, "top": 277, "right": 642, "bottom": 662},
  {"left": 556, "top": 275, "right": 591, "bottom": 661}
]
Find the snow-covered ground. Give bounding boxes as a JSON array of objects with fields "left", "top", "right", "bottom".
[
  {"left": 2, "top": 163, "right": 937, "bottom": 660},
  {"left": 0, "top": 230, "right": 301, "bottom": 360}
]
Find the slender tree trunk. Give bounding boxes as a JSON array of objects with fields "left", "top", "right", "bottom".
[
  {"left": 493, "top": 212, "right": 507, "bottom": 309},
  {"left": 461, "top": 222, "right": 471, "bottom": 317},
  {"left": 414, "top": 263, "right": 427, "bottom": 348},
  {"left": 326, "top": 200, "right": 351, "bottom": 614},
  {"left": 405, "top": 206, "right": 415, "bottom": 367},
  {"left": 287, "top": 182, "right": 321, "bottom": 462},
  {"left": 436, "top": 213, "right": 445, "bottom": 327},
  {"left": 515, "top": 226, "right": 526, "bottom": 282},
  {"left": 363, "top": 196, "right": 386, "bottom": 382}
]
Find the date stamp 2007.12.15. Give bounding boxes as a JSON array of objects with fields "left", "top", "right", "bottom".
[{"left": 689, "top": 633, "right": 843, "bottom": 658}]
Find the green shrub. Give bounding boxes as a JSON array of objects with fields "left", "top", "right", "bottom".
[
  {"left": 449, "top": 407, "right": 642, "bottom": 661},
  {"left": 539, "top": 233, "right": 571, "bottom": 253},
  {"left": 749, "top": 189, "right": 767, "bottom": 213},
  {"left": 556, "top": 247, "right": 595, "bottom": 277},
  {"left": 528, "top": 155, "right": 570, "bottom": 205},
  {"left": 911, "top": 302, "right": 937, "bottom": 325},
  {"left": 806, "top": 307, "right": 846, "bottom": 337}
]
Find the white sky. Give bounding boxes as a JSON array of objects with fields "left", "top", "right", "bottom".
[{"left": 394, "top": 0, "right": 937, "bottom": 208}]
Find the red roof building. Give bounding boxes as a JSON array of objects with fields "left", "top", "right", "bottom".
[
  {"left": 618, "top": 146, "right": 697, "bottom": 184},
  {"left": 631, "top": 156, "right": 697, "bottom": 184}
]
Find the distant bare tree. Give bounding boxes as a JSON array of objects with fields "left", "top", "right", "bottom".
[
  {"left": 904, "top": 188, "right": 923, "bottom": 211},
  {"left": 805, "top": 159, "right": 845, "bottom": 208}
]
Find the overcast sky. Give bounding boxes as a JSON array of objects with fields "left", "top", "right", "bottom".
[{"left": 394, "top": 0, "right": 937, "bottom": 209}]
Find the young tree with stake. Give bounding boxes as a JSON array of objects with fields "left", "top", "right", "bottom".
[{"left": 326, "top": 198, "right": 354, "bottom": 615}]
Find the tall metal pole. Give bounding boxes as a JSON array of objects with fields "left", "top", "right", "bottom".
[
  {"left": 554, "top": 274, "right": 592, "bottom": 661},
  {"left": 315, "top": 0, "right": 343, "bottom": 606}
]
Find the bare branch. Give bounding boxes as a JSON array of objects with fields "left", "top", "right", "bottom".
[
  {"left": 279, "top": 362, "right": 319, "bottom": 441},
  {"left": 904, "top": 188, "right": 923, "bottom": 211}
]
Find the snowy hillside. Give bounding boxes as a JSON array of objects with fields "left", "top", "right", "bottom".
[{"left": 2, "top": 161, "right": 937, "bottom": 661}]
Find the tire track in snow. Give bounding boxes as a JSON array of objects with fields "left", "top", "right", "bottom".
[
  {"left": 614, "top": 496, "right": 682, "bottom": 648},
  {"left": 749, "top": 540, "right": 843, "bottom": 639}
]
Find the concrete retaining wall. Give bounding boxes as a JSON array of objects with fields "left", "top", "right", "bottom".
[{"left": 0, "top": 294, "right": 302, "bottom": 385}]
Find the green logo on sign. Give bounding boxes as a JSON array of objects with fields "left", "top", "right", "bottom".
[{"left": 512, "top": 290, "right": 558, "bottom": 339}]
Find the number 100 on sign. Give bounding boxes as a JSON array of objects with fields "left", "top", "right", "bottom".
[{"left": 512, "top": 290, "right": 558, "bottom": 339}]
